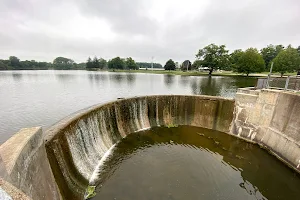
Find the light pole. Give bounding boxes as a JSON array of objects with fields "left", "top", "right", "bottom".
[{"left": 151, "top": 56, "right": 154, "bottom": 71}]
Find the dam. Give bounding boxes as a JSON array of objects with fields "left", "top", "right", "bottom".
[{"left": 0, "top": 88, "right": 300, "bottom": 199}]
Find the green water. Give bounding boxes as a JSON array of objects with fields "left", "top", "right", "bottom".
[{"left": 92, "top": 126, "right": 300, "bottom": 200}]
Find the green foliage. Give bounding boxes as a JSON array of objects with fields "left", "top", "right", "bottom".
[
  {"left": 164, "top": 59, "right": 176, "bottom": 70},
  {"left": 0, "top": 60, "right": 9, "bottom": 70},
  {"left": 192, "top": 60, "right": 202, "bottom": 69},
  {"left": 136, "top": 62, "right": 162, "bottom": 69},
  {"left": 98, "top": 58, "right": 107, "bottom": 69},
  {"left": 53, "top": 57, "right": 74, "bottom": 70},
  {"left": 272, "top": 46, "right": 300, "bottom": 77},
  {"left": 260, "top": 44, "right": 284, "bottom": 69},
  {"left": 85, "top": 185, "right": 96, "bottom": 199},
  {"left": 108, "top": 57, "right": 125, "bottom": 69},
  {"left": 230, "top": 49, "right": 243, "bottom": 72},
  {"left": 196, "top": 44, "right": 229, "bottom": 75},
  {"left": 9, "top": 56, "right": 21, "bottom": 69},
  {"left": 125, "top": 57, "right": 138, "bottom": 70},
  {"left": 180, "top": 60, "right": 192, "bottom": 71},
  {"left": 236, "top": 48, "right": 265, "bottom": 76}
]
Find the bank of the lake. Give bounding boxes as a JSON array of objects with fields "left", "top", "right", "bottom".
[{"left": 108, "top": 69, "right": 297, "bottom": 77}]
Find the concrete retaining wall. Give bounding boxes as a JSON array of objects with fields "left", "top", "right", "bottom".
[
  {"left": 0, "top": 127, "right": 61, "bottom": 200},
  {"left": 44, "top": 95, "right": 234, "bottom": 200},
  {"left": 232, "top": 88, "right": 300, "bottom": 173}
]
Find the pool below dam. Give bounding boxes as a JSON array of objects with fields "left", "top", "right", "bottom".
[
  {"left": 0, "top": 89, "right": 300, "bottom": 200},
  {"left": 92, "top": 126, "right": 300, "bottom": 200}
]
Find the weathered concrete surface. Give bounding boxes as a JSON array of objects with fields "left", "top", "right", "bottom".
[
  {"left": 44, "top": 95, "right": 234, "bottom": 200},
  {"left": 232, "top": 88, "right": 300, "bottom": 173},
  {"left": 0, "top": 178, "right": 31, "bottom": 200},
  {"left": 0, "top": 127, "right": 61, "bottom": 200}
]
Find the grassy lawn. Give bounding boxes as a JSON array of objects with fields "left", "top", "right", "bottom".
[{"left": 108, "top": 69, "right": 271, "bottom": 77}]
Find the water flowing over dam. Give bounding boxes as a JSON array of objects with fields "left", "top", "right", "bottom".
[{"left": 0, "top": 89, "right": 300, "bottom": 199}]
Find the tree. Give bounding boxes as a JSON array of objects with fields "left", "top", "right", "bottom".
[
  {"left": 192, "top": 60, "right": 202, "bottom": 69},
  {"left": 125, "top": 57, "right": 138, "bottom": 70},
  {"left": 164, "top": 59, "right": 176, "bottom": 70},
  {"left": 9, "top": 56, "right": 20, "bottom": 69},
  {"left": 272, "top": 46, "right": 300, "bottom": 77},
  {"left": 181, "top": 60, "right": 192, "bottom": 71},
  {"left": 0, "top": 60, "right": 8, "bottom": 70},
  {"left": 86, "top": 57, "right": 93, "bottom": 69},
  {"left": 98, "top": 58, "right": 107, "bottom": 69},
  {"left": 236, "top": 48, "right": 265, "bottom": 76},
  {"left": 92, "top": 56, "right": 99, "bottom": 68},
  {"left": 260, "top": 44, "right": 284, "bottom": 69},
  {"left": 195, "top": 44, "right": 229, "bottom": 75},
  {"left": 230, "top": 49, "right": 243, "bottom": 72},
  {"left": 108, "top": 57, "right": 125, "bottom": 69},
  {"left": 53, "top": 57, "right": 74, "bottom": 70}
]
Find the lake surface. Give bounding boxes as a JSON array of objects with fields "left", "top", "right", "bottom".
[
  {"left": 0, "top": 70, "right": 256, "bottom": 143},
  {"left": 93, "top": 126, "right": 300, "bottom": 200}
]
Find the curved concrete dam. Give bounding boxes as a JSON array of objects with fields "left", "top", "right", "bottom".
[{"left": 0, "top": 89, "right": 300, "bottom": 199}]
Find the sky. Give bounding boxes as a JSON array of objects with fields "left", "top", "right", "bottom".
[{"left": 0, "top": 0, "right": 299, "bottom": 64}]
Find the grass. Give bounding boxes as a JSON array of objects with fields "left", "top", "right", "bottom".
[{"left": 108, "top": 69, "right": 270, "bottom": 77}]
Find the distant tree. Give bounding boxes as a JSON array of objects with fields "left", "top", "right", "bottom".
[
  {"left": 196, "top": 44, "right": 229, "bottom": 75},
  {"left": 297, "top": 46, "right": 300, "bottom": 55},
  {"left": 92, "top": 56, "right": 99, "bottom": 68},
  {"left": 98, "top": 58, "right": 107, "bottom": 69},
  {"left": 192, "top": 60, "right": 202, "bottom": 69},
  {"left": 230, "top": 49, "right": 243, "bottom": 72},
  {"left": 108, "top": 57, "right": 125, "bottom": 69},
  {"left": 9, "top": 56, "right": 21, "bottom": 69},
  {"left": 272, "top": 46, "right": 300, "bottom": 77},
  {"left": 236, "top": 48, "right": 265, "bottom": 76},
  {"left": 164, "top": 59, "right": 176, "bottom": 70},
  {"left": 86, "top": 57, "right": 93, "bottom": 69},
  {"left": 125, "top": 57, "right": 138, "bottom": 70},
  {"left": 180, "top": 60, "right": 192, "bottom": 71},
  {"left": 53, "top": 57, "right": 74, "bottom": 70},
  {"left": 260, "top": 44, "right": 284, "bottom": 69},
  {"left": 0, "top": 60, "right": 8, "bottom": 70}
]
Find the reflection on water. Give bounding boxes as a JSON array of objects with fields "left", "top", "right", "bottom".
[
  {"left": 93, "top": 126, "right": 300, "bottom": 200},
  {"left": 0, "top": 70, "right": 256, "bottom": 143},
  {"left": 164, "top": 74, "right": 175, "bottom": 87}
]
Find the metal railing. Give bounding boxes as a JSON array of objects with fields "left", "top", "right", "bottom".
[
  {"left": 257, "top": 76, "right": 300, "bottom": 90},
  {"left": 256, "top": 62, "right": 300, "bottom": 91}
]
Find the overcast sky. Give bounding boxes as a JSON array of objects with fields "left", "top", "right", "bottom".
[{"left": 0, "top": 0, "right": 299, "bottom": 64}]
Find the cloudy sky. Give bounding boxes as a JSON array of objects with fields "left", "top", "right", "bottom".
[{"left": 0, "top": 0, "right": 299, "bottom": 64}]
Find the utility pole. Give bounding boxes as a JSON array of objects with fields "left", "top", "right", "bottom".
[{"left": 151, "top": 56, "right": 154, "bottom": 71}]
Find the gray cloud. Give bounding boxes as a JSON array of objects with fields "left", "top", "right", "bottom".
[{"left": 0, "top": 0, "right": 299, "bottom": 64}]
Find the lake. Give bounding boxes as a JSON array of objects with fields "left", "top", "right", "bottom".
[{"left": 0, "top": 70, "right": 256, "bottom": 143}]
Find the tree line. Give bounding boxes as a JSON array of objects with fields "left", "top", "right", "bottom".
[
  {"left": 191, "top": 43, "right": 300, "bottom": 76},
  {"left": 0, "top": 56, "right": 86, "bottom": 70},
  {"left": 0, "top": 56, "right": 161, "bottom": 71},
  {"left": 1, "top": 43, "right": 300, "bottom": 77}
]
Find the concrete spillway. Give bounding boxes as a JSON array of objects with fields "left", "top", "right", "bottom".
[
  {"left": 0, "top": 90, "right": 300, "bottom": 200},
  {"left": 45, "top": 95, "right": 234, "bottom": 199}
]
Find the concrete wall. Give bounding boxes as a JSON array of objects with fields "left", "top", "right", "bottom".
[
  {"left": 44, "top": 95, "right": 234, "bottom": 200},
  {"left": 232, "top": 88, "right": 300, "bottom": 173},
  {"left": 0, "top": 127, "right": 61, "bottom": 200}
]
